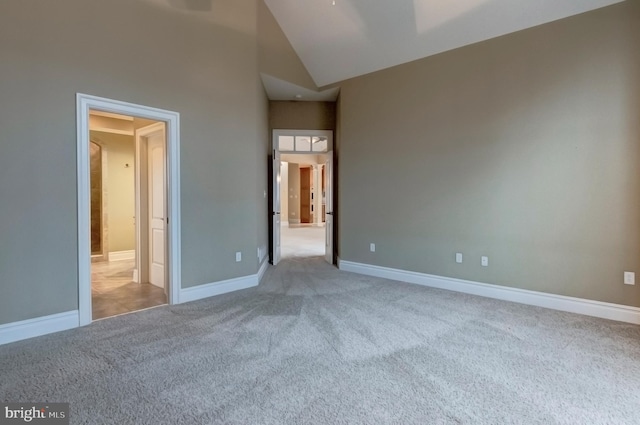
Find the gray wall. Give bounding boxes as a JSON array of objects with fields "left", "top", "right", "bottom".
[
  {"left": 339, "top": 1, "right": 640, "bottom": 306},
  {"left": 256, "top": 76, "right": 270, "bottom": 265},
  {"left": 269, "top": 101, "right": 336, "bottom": 136},
  {"left": 0, "top": 0, "right": 268, "bottom": 324}
]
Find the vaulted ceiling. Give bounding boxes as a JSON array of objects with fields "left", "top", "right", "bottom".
[
  {"left": 264, "top": 0, "right": 624, "bottom": 87},
  {"left": 140, "top": 0, "right": 625, "bottom": 97}
]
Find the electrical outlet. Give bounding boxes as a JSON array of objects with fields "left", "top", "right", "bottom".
[
  {"left": 370, "top": 243, "right": 376, "bottom": 252},
  {"left": 235, "top": 252, "right": 242, "bottom": 262},
  {"left": 455, "top": 253, "right": 463, "bottom": 264},
  {"left": 624, "top": 271, "right": 635, "bottom": 285},
  {"left": 481, "top": 256, "right": 489, "bottom": 267}
]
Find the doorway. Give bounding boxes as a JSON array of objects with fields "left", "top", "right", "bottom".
[
  {"left": 271, "top": 130, "right": 333, "bottom": 265},
  {"left": 279, "top": 159, "right": 328, "bottom": 259},
  {"left": 77, "top": 94, "right": 182, "bottom": 326},
  {"left": 88, "top": 113, "right": 167, "bottom": 320}
]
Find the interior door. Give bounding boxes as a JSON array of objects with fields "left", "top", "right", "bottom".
[
  {"left": 324, "top": 151, "right": 333, "bottom": 264},
  {"left": 272, "top": 149, "right": 282, "bottom": 265},
  {"left": 300, "top": 167, "right": 311, "bottom": 223},
  {"left": 148, "top": 130, "right": 166, "bottom": 289}
]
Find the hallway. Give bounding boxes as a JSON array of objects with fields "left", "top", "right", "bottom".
[{"left": 281, "top": 224, "right": 325, "bottom": 259}]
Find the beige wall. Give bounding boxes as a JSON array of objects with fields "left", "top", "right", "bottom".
[
  {"left": 269, "top": 101, "right": 336, "bottom": 139},
  {"left": 90, "top": 132, "right": 136, "bottom": 252},
  {"left": 0, "top": 0, "right": 267, "bottom": 325},
  {"left": 339, "top": 1, "right": 640, "bottom": 307}
]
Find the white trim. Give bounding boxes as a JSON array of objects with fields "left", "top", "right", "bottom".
[
  {"left": 257, "top": 257, "right": 269, "bottom": 282},
  {"left": 339, "top": 261, "right": 640, "bottom": 325},
  {"left": 108, "top": 250, "right": 136, "bottom": 261},
  {"left": 77, "top": 93, "right": 182, "bottom": 326},
  {"left": 0, "top": 311, "right": 79, "bottom": 346},
  {"left": 0, "top": 260, "right": 268, "bottom": 345},
  {"left": 180, "top": 275, "right": 258, "bottom": 304},
  {"left": 273, "top": 129, "right": 333, "bottom": 153}
]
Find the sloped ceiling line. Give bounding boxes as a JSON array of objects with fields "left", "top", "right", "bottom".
[{"left": 264, "top": 0, "right": 625, "bottom": 87}]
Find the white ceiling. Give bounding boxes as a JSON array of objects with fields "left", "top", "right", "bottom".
[
  {"left": 264, "top": 0, "right": 625, "bottom": 87},
  {"left": 137, "top": 0, "right": 625, "bottom": 98}
]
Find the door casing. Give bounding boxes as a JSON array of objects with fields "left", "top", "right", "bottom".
[
  {"left": 76, "top": 93, "right": 181, "bottom": 326},
  {"left": 271, "top": 129, "right": 335, "bottom": 265}
]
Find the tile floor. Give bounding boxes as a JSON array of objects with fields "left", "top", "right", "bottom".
[{"left": 91, "top": 259, "right": 166, "bottom": 320}]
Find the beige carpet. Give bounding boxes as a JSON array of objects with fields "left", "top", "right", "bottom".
[{"left": 1, "top": 257, "right": 639, "bottom": 424}]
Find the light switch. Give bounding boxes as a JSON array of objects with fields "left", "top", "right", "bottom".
[{"left": 455, "top": 253, "right": 463, "bottom": 263}]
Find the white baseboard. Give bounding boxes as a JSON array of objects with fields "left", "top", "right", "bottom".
[
  {"left": 180, "top": 273, "right": 258, "bottom": 304},
  {"left": 339, "top": 260, "right": 640, "bottom": 325},
  {"left": 0, "top": 311, "right": 79, "bottom": 346},
  {"left": 257, "top": 245, "right": 268, "bottom": 263},
  {"left": 180, "top": 257, "right": 270, "bottom": 304},
  {"left": 0, "top": 260, "right": 270, "bottom": 345},
  {"left": 109, "top": 250, "right": 135, "bottom": 261},
  {"left": 257, "top": 257, "right": 269, "bottom": 282}
]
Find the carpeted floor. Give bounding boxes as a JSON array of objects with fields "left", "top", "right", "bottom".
[{"left": 1, "top": 257, "right": 639, "bottom": 424}]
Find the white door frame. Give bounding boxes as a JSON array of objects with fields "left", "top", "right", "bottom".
[
  {"left": 272, "top": 129, "right": 334, "bottom": 264},
  {"left": 76, "top": 93, "right": 181, "bottom": 326},
  {"left": 272, "top": 149, "right": 282, "bottom": 265},
  {"left": 324, "top": 152, "right": 334, "bottom": 264}
]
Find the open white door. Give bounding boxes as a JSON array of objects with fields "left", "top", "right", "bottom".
[
  {"left": 324, "top": 151, "right": 333, "bottom": 264},
  {"left": 272, "top": 149, "right": 282, "bottom": 265},
  {"left": 148, "top": 128, "right": 166, "bottom": 290}
]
